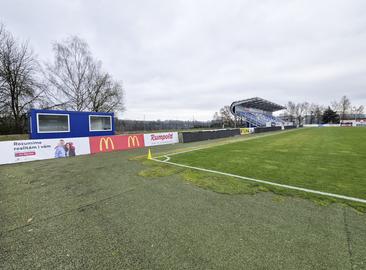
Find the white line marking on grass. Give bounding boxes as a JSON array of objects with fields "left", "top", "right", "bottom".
[{"left": 151, "top": 157, "right": 366, "bottom": 204}]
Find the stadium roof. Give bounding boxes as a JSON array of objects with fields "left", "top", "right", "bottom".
[{"left": 230, "top": 97, "right": 285, "bottom": 113}]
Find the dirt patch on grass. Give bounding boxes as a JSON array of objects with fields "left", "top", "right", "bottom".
[{"left": 138, "top": 161, "right": 366, "bottom": 213}]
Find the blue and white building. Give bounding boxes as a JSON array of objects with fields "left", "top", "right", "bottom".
[{"left": 28, "top": 109, "right": 115, "bottom": 139}]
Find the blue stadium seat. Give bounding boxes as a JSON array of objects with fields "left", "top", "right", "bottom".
[{"left": 237, "top": 111, "right": 283, "bottom": 127}]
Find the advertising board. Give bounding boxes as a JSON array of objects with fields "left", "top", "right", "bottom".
[
  {"left": 89, "top": 134, "right": 145, "bottom": 154},
  {"left": 0, "top": 131, "right": 181, "bottom": 165},
  {"left": 240, "top": 128, "right": 255, "bottom": 135},
  {"left": 144, "top": 132, "right": 179, "bottom": 147},
  {"left": 0, "top": 137, "right": 91, "bottom": 165}
]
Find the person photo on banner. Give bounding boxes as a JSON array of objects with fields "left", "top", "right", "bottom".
[
  {"left": 65, "top": 142, "right": 76, "bottom": 157},
  {"left": 55, "top": 139, "right": 66, "bottom": 158}
]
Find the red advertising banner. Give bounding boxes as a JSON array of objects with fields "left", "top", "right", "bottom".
[{"left": 89, "top": 134, "right": 145, "bottom": 154}]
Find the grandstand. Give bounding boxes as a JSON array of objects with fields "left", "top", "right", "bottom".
[{"left": 230, "top": 97, "right": 285, "bottom": 127}]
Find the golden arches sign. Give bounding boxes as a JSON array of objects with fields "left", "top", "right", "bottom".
[
  {"left": 99, "top": 137, "right": 115, "bottom": 151},
  {"left": 128, "top": 136, "right": 140, "bottom": 148}
]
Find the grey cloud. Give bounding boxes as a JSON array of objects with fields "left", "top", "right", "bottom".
[{"left": 1, "top": 0, "right": 366, "bottom": 120}]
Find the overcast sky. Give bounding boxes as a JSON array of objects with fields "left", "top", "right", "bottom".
[{"left": 1, "top": 0, "right": 366, "bottom": 120}]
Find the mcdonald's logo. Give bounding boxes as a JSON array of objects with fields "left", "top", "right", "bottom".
[
  {"left": 99, "top": 137, "right": 115, "bottom": 151},
  {"left": 127, "top": 136, "right": 140, "bottom": 148},
  {"left": 89, "top": 134, "right": 144, "bottom": 154}
]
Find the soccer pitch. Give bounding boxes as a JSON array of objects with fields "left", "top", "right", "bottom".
[
  {"left": 154, "top": 127, "right": 366, "bottom": 207},
  {"left": 1, "top": 127, "right": 366, "bottom": 269}
]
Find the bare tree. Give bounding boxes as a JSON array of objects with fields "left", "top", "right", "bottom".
[
  {"left": 295, "top": 102, "right": 309, "bottom": 125},
  {"left": 332, "top": 96, "right": 351, "bottom": 121},
  {"left": 330, "top": 100, "right": 339, "bottom": 112},
  {"left": 219, "top": 105, "right": 236, "bottom": 127},
  {"left": 212, "top": 111, "right": 222, "bottom": 127},
  {"left": 285, "top": 101, "right": 309, "bottom": 125},
  {"left": 45, "top": 36, "right": 94, "bottom": 111},
  {"left": 313, "top": 104, "right": 325, "bottom": 124},
  {"left": 45, "top": 36, "right": 124, "bottom": 112},
  {"left": 307, "top": 103, "right": 316, "bottom": 124},
  {"left": 0, "top": 23, "right": 43, "bottom": 132},
  {"left": 0, "top": 24, "right": 5, "bottom": 111},
  {"left": 356, "top": 105, "right": 364, "bottom": 114},
  {"left": 285, "top": 101, "right": 297, "bottom": 123},
  {"left": 88, "top": 64, "right": 125, "bottom": 112},
  {"left": 352, "top": 105, "right": 364, "bottom": 121},
  {"left": 212, "top": 112, "right": 220, "bottom": 121},
  {"left": 212, "top": 106, "right": 236, "bottom": 128},
  {"left": 339, "top": 96, "right": 351, "bottom": 120}
]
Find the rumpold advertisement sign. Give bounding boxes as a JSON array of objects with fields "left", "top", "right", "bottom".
[{"left": 144, "top": 132, "right": 179, "bottom": 146}]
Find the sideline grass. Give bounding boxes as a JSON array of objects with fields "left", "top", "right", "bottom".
[
  {"left": 141, "top": 159, "right": 365, "bottom": 210},
  {"left": 0, "top": 134, "right": 28, "bottom": 141},
  {"left": 159, "top": 128, "right": 366, "bottom": 211},
  {"left": 139, "top": 161, "right": 270, "bottom": 195}
]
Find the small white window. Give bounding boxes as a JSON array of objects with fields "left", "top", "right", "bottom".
[
  {"left": 37, "top": 113, "right": 70, "bottom": 133},
  {"left": 89, "top": 115, "right": 112, "bottom": 131}
]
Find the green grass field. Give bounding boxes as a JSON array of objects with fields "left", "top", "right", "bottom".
[
  {"left": 1, "top": 128, "right": 366, "bottom": 269},
  {"left": 0, "top": 134, "right": 28, "bottom": 141},
  {"left": 168, "top": 128, "right": 366, "bottom": 202}
]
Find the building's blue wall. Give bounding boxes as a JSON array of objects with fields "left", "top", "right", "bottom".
[{"left": 28, "top": 109, "right": 115, "bottom": 139}]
